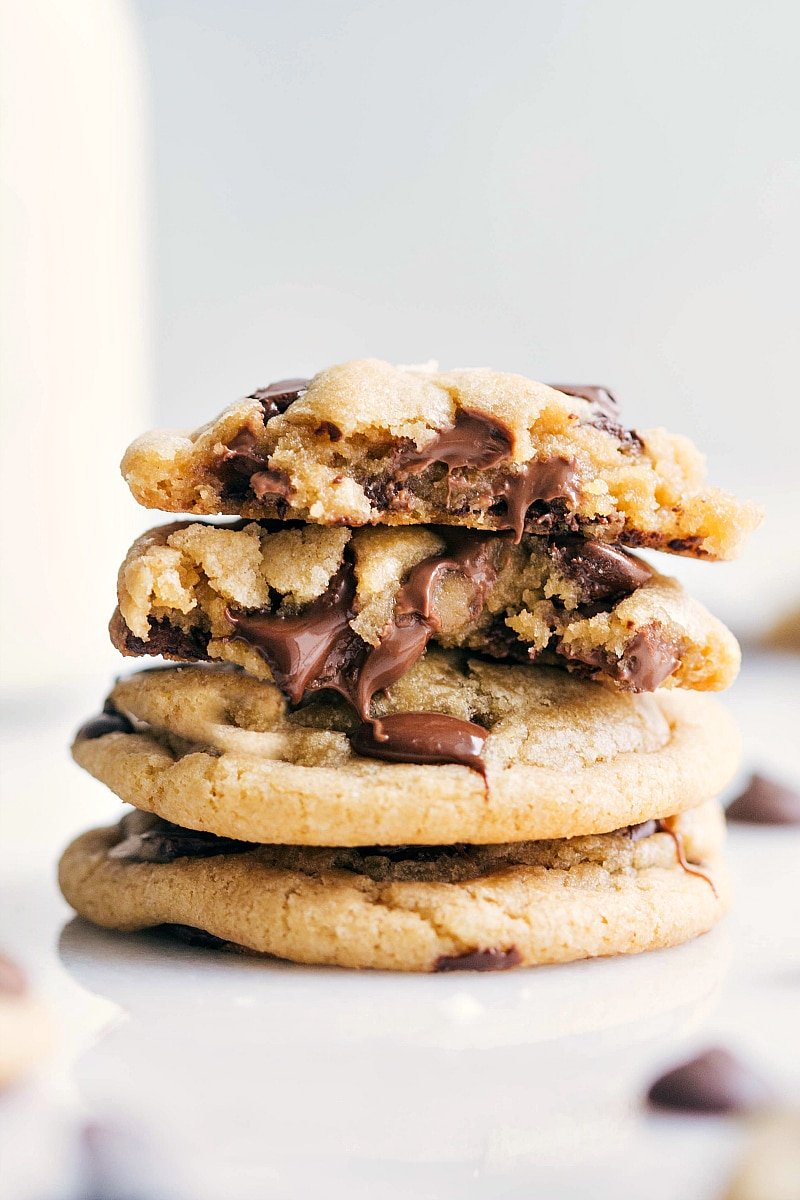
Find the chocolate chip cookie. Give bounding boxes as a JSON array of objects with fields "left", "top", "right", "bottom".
[
  {"left": 121, "top": 361, "right": 761, "bottom": 559},
  {"left": 58, "top": 801, "right": 729, "bottom": 972},
  {"left": 110, "top": 520, "right": 740, "bottom": 699},
  {"left": 71, "top": 654, "right": 740, "bottom": 845}
]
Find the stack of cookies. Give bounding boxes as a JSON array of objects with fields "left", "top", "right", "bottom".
[{"left": 60, "top": 361, "right": 760, "bottom": 971}]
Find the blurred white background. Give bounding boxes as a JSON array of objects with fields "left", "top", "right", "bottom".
[{"left": 2, "top": 0, "right": 799, "bottom": 682}]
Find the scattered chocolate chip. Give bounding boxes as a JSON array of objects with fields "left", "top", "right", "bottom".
[
  {"left": 249, "top": 377, "right": 310, "bottom": 420},
  {"left": 647, "top": 1047, "right": 773, "bottom": 1114},
  {"left": 434, "top": 946, "right": 523, "bottom": 972},
  {"left": 75, "top": 701, "right": 134, "bottom": 742},
  {"left": 726, "top": 773, "right": 800, "bottom": 826}
]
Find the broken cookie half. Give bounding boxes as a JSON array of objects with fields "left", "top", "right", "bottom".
[
  {"left": 121, "top": 360, "right": 761, "bottom": 560},
  {"left": 109, "top": 519, "right": 741, "bottom": 703}
]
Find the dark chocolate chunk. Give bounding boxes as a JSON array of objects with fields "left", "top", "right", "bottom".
[
  {"left": 726, "top": 773, "right": 800, "bottom": 825},
  {"left": 249, "top": 377, "right": 310, "bottom": 420},
  {"left": 109, "top": 812, "right": 255, "bottom": 864},
  {"left": 315, "top": 420, "right": 342, "bottom": 441},
  {"left": 647, "top": 1047, "right": 773, "bottom": 1114},
  {"left": 0, "top": 953, "right": 27, "bottom": 996},
  {"left": 250, "top": 467, "right": 292, "bottom": 499},
  {"left": 352, "top": 712, "right": 488, "bottom": 774},
  {"left": 616, "top": 627, "right": 680, "bottom": 691},
  {"left": 393, "top": 408, "right": 513, "bottom": 478},
  {"left": 113, "top": 613, "right": 212, "bottom": 663},
  {"left": 75, "top": 701, "right": 135, "bottom": 742},
  {"left": 551, "top": 538, "right": 652, "bottom": 604},
  {"left": 434, "top": 946, "right": 523, "bottom": 972},
  {"left": 548, "top": 383, "right": 619, "bottom": 419},
  {"left": 160, "top": 924, "right": 230, "bottom": 949}
]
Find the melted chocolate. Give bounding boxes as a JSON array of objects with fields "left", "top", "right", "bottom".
[
  {"left": 493, "top": 459, "right": 580, "bottom": 543},
  {"left": 227, "top": 532, "right": 501, "bottom": 773},
  {"left": 726, "top": 773, "right": 800, "bottom": 826},
  {"left": 75, "top": 702, "right": 134, "bottom": 742},
  {"left": 250, "top": 468, "right": 292, "bottom": 499},
  {"left": 227, "top": 562, "right": 357, "bottom": 706},
  {"left": 617, "top": 628, "right": 680, "bottom": 691},
  {"left": 161, "top": 924, "right": 230, "bottom": 949},
  {"left": 393, "top": 409, "right": 513, "bottom": 478},
  {"left": 647, "top": 1047, "right": 773, "bottom": 1114},
  {"left": 249, "top": 378, "right": 310, "bottom": 420},
  {"left": 434, "top": 946, "right": 522, "bottom": 972},
  {"left": 656, "top": 818, "right": 717, "bottom": 896},
  {"left": 551, "top": 539, "right": 652, "bottom": 603},
  {"left": 352, "top": 713, "right": 488, "bottom": 773},
  {"left": 109, "top": 812, "right": 255, "bottom": 864}
]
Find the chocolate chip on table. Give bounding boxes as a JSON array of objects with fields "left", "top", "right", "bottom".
[
  {"left": 726, "top": 773, "right": 800, "bottom": 825},
  {"left": 647, "top": 1047, "right": 774, "bottom": 1114}
]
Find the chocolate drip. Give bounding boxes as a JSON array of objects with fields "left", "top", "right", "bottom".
[
  {"left": 109, "top": 812, "right": 255, "bottom": 865},
  {"left": 227, "top": 562, "right": 357, "bottom": 706},
  {"left": 551, "top": 539, "right": 652, "bottom": 603},
  {"left": 352, "top": 712, "right": 488, "bottom": 774},
  {"left": 393, "top": 409, "right": 513, "bottom": 478},
  {"left": 655, "top": 818, "right": 717, "bottom": 896},
  {"left": 493, "top": 459, "right": 580, "bottom": 543},
  {"left": 75, "top": 701, "right": 134, "bottom": 742},
  {"left": 249, "top": 377, "right": 310, "bottom": 420},
  {"left": 434, "top": 946, "right": 522, "bottom": 972}
]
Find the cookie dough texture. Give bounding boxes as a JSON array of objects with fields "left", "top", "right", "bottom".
[
  {"left": 72, "top": 655, "right": 740, "bottom": 845},
  {"left": 111, "top": 520, "right": 741, "bottom": 693},
  {"left": 121, "top": 360, "right": 761, "bottom": 560},
  {"left": 58, "top": 801, "right": 729, "bottom": 972}
]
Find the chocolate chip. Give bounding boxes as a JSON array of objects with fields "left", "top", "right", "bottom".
[
  {"left": 249, "top": 377, "right": 310, "bottom": 420},
  {"left": 352, "top": 712, "right": 488, "bottom": 775},
  {"left": 114, "top": 614, "right": 212, "bottom": 663},
  {"left": 75, "top": 702, "right": 134, "bottom": 742},
  {"left": 160, "top": 924, "right": 230, "bottom": 949},
  {"left": 392, "top": 409, "right": 513, "bottom": 479},
  {"left": 647, "top": 1047, "right": 773, "bottom": 1114},
  {"left": 108, "top": 814, "right": 256, "bottom": 864},
  {"left": 726, "top": 773, "right": 800, "bottom": 825},
  {"left": 434, "top": 946, "right": 523, "bottom": 972},
  {"left": 548, "top": 383, "right": 619, "bottom": 418},
  {"left": 551, "top": 538, "right": 652, "bottom": 603}
]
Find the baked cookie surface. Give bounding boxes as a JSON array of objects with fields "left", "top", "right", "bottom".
[
  {"left": 111, "top": 520, "right": 740, "bottom": 697},
  {"left": 71, "top": 655, "right": 740, "bottom": 845},
  {"left": 58, "top": 802, "right": 729, "bottom": 972},
  {"left": 121, "top": 361, "right": 761, "bottom": 560}
]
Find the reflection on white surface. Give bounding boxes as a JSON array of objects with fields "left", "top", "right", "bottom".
[{"left": 0, "top": 655, "right": 798, "bottom": 1199}]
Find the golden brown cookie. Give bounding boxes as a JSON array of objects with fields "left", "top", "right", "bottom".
[
  {"left": 110, "top": 520, "right": 740, "bottom": 697},
  {"left": 58, "top": 801, "right": 729, "bottom": 972},
  {"left": 121, "top": 361, "right": 761, "bottom": 559},
  {"left": 71, "top": 654, "right": 740, "bottom": 845}
]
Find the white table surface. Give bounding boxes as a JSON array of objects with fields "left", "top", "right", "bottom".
[{"left": 1, "top": 651, "right": 798, "bottom": 1200}]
